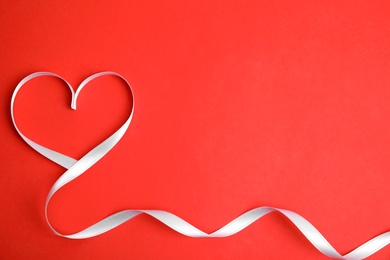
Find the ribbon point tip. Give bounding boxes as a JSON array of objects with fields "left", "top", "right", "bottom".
[{"left": 71, "top": 100, "right": 77, "bottom": 110}]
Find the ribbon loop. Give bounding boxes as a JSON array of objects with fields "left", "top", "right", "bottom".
[{"left": 11, "top": 72, "right": 390, "bottom": 259}]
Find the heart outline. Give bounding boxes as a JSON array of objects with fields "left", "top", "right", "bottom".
[{"left": 11, "top": 72, "right": 134, "bottom": 168}]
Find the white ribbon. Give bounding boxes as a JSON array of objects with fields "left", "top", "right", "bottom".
[{"left": 10, "top": 71, "right": 390, "bottom": 259}]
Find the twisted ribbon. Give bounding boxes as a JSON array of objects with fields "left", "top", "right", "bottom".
[{"left": 10, "top": 72, "right": 390, "bottom": 259}]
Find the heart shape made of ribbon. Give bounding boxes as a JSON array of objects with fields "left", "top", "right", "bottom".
[{"left": 10, "top": 71, "right": 390, "bottom": 259}]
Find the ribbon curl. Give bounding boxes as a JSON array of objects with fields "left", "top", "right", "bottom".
[{"left": 10, "top": 72, "right": 390, "bottom": 259}]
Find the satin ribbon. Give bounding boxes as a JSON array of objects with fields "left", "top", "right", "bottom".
[{"left": 10, "top": 71, "right": 390, "bottom": 259}]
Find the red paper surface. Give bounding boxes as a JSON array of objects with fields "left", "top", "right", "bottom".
[{"left": 1, "top": 1, "right": 390, "bottom": 259}]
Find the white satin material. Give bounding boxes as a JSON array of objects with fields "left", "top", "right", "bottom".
[{"left": 10, "top": 71, "right": 390, "bottom": 259}]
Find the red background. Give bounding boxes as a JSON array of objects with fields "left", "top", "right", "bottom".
[{"left": 1, "top": 1, "right": 390, "bottom": 259}]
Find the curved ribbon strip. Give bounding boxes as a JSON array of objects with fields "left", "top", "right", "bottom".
[{"left": 10, "top": 72, "right": 390, "bottom": 259}]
